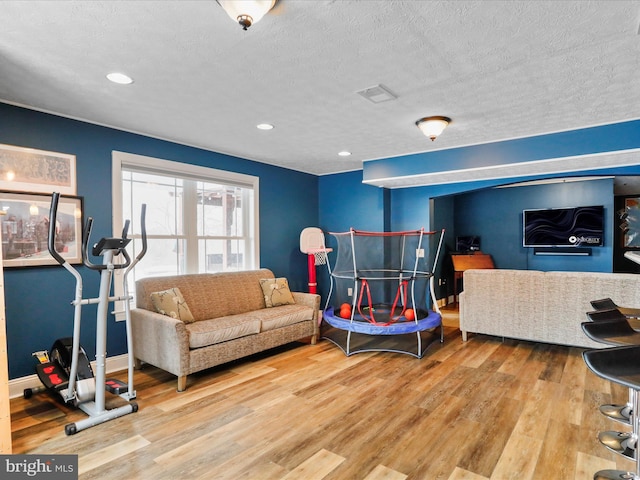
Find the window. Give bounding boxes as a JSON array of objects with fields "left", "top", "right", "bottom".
[{"left": 112, "top": 151, "right": 259, "bottom": 300}]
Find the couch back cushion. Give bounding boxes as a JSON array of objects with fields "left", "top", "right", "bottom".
[{"left": 136, "top": 269, "right": 274, "bottom": 321}]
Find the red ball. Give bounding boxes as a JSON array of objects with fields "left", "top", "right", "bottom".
[
  {"left": 339, "top": 306, "right": 352, "bottom": 319},
  {"left": 340, "top": 303, "right": 351, "bottom": 310},
  {"left": 404, "top": 308, "right": 415, "bottom": 321}
]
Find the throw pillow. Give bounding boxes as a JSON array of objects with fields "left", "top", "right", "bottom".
[
  {"left": 260, "top": 277, "right": 296, "bottom": 307},
  {"left": 150, "top": 287, "right": 196, "bottom": 323}
]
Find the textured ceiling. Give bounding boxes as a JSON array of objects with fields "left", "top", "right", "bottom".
[{"left": 0, "top": 0, "right": 639, "bottom": 176}]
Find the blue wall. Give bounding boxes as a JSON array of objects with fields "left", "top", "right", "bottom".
[
  {"left": 317, "top": 172, "right": 624, "bottom": 302},
  {"left": 0, "top": 103, "right": 318, "bottom": 379},
  {"left": 454, "top": 178, "right": 615, "bottom": 272},
  {"left": 315, "top": 171, "right": 388, "bottom": 303}
]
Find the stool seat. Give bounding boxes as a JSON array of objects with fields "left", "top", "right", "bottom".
[
  {"left": 585, "top": 310, "right": 640, "bottom": 331},
  {"left": 591, "top": 298, "right": 640, "bottom": 318},
  {"left": 582, "top": 319, "right": 640, "bottom": 347},
  {"left": 587, "top": 309, "right": 628, "bottom": 322},
  {"left": 583, "top": 345, "right": 640, "bottom": 392}
]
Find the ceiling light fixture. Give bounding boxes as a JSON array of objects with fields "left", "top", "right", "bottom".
[
  {"left": 415, "top": 116, "right": 451, "bottom": 141},
  {"left": 338, "top": 151, "right": 351, "bottom": 157},
  {"left": 106, "top": 72, "right": 133, "bottom": 85},
  {"left": 217, "top": 0, "right": 276, "bottom": 30},
  {"left": 256, "top": 123, "right": 274, "bottom": 130}
]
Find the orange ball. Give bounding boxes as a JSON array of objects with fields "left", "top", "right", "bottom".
[
  {"left": 339, "top": 306, "right": 352, "bottom": 319},
  {"left": 340, "top": 303, "right": 351, "bottom": 310},
  {"left": 404, "top": 308, "right": 415, "bottom": 321}
]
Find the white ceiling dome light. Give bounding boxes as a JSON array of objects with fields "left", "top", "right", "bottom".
[
  {"left": 217, "top": 1, "right": 276, "bottom": 30},
  {"left": 416, "top": 116, "right": 451, "bottom": 141}
]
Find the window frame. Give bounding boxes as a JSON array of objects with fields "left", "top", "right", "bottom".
[{"left": 111, "top": 151, "right": 260, "bottom": 318}]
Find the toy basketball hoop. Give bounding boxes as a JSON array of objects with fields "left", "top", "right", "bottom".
[
  {"left": 308, "top": 248, "right": 331, "bottom": 266},
  {"left": 300, "top": 227, "right": 332, "bottom": 293}
]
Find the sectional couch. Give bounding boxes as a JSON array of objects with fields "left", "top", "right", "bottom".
[{"left": 459, "top": 269, "right": 640, "bottom": 348}]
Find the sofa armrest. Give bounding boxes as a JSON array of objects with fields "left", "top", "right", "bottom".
[
  {"left": 292, "top": 292, "right": 321, "bottom": 334},
  {"left": 130, "top": 308, "right": 191, "bottom": 377}
]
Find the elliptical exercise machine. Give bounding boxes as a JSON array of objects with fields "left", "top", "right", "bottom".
[{"left": 24, "top": 192, "right": 147, "bottom": 435}]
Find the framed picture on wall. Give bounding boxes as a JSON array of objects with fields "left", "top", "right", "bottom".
[
  {"left": 0, "top": 143, "right": 76, "bottom": 195},
  {"left": 0, "top": 191, "right": 83, "bottom": 268}
]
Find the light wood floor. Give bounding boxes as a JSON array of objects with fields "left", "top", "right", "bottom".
[{"left": 9, "top": 310, "right": 635, "bottom": 479}]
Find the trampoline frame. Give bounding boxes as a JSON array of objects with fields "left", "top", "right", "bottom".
[{"left": 322, "top": 305, "right": 443, "bottom": 358}]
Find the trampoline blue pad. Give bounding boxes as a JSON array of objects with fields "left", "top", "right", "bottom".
[{"left": 323, "top": 306, "right": 442, "bottom": 335}]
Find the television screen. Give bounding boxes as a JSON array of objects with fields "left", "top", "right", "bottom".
[
  {"left": 523, "top": 205, "right": 604, "bottom": 247},
  {"left": 456, "top": 235, "right": 480, "bottom": 252}
]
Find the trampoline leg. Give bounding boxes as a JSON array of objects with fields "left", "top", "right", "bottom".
[
  {"left": 346, "top": 330, "right": 352, "bottom": 356},
  {"left": 416, "top": 331, "right": 422, "bottom": 358}
]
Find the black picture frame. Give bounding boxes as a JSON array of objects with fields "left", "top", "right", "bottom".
[{"left": 0, "top": 191, "right": 83, "bottom": 267}]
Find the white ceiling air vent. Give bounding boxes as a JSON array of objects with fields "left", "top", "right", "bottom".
[{"left": 356, "top": 84, "right": 397, "bottom": 104}]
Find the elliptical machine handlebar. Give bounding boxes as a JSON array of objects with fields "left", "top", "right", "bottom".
[
  {"left": 49, "top": 192, "right": 147, "bottom": 271},
  {"left": 82, "top": 216, "right": 132, "bottom": 271},
  {"left": 47, "top": 192, "right": 66, "bottom": 266}
]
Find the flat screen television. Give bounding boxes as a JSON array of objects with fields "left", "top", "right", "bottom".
[
  {"left": 523, "top": 205, "right": 604, "bottom": 247},
  {"left": 456, "top": 235, "right": 480, "bottom": 252}
]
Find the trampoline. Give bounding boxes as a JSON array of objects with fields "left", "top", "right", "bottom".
[{"left": 320, "top": 228, "right": 445, "bottom": 358}]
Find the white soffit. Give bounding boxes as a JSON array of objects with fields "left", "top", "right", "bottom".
[{"left": 362, "top": 149, "right": 640, "bottom": 189}]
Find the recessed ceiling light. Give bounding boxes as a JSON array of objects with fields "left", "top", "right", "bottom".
[
  {"left": 256, "top": 123, "right": 274, "bottom": 130},
  {"left": 106, "top": 72, "right": 133, "bottom": 85},
  {"left": 338, "top": 151, "right": 351, "bottom": 157}
]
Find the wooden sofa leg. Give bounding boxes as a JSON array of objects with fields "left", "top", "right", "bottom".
[
  {"left": 310, "top": 334, "right": 317, "bottom": 345},
  {"left": 177, "top": 375, "right": 187, "bottom": 392},
  {"left": 134, "top": 358, "right": 143, "bottom": 369}
]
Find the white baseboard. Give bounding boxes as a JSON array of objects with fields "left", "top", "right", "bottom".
[{"left": 9, "top": 353, "right": 130, "bottom": 399}]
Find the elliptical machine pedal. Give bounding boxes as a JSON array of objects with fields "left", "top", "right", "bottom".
[{"left": 28, "top": 337, "right": 95, "bottom": 403}]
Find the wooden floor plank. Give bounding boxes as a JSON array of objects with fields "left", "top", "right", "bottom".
[
  {"left": 79, "top": 434, "right": 151, "bottom": 475},
  {"left": 363, "top": 464, "right": 408, "bottom": 480},
  {"left": 448, "top": 467, "right": 489, "bottom": 480},
  {"left": 281, "top": 448, "right": 345, "bottom": 480},
  {"left": 489, "top": 432, "right": 542, "bottom": 480}
]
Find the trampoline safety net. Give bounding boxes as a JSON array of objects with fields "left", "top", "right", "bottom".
[{"left": 321, "top": 228, "right": 445, "bottom": 357}]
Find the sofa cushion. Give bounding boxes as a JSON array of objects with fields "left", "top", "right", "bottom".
[
  {"left": 186, "top": 316, "right": 261, "bottom": 348},
  {"left": 260, "top": 277, "right": 296, "bottom": 307},
  {"left": 250, "top": 304, "right": 315, "bottom": 332},
  {"left": 150, "top": 287, "right": 195, "bottom": 323}
]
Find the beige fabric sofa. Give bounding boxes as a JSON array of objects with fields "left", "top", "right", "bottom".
[
  {"left": 459, "top": 269, "right": 640, "bottom": 349},
  {"left": 131, "top": 269, "right": 320, "bottom": 391}
]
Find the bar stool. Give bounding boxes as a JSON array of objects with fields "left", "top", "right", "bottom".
[
  {"left": 582, "top": 317, "right": 640, "bottom": 425},
  {"left": 583, "top": 345, "right": 640, "bottom": 480}
]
